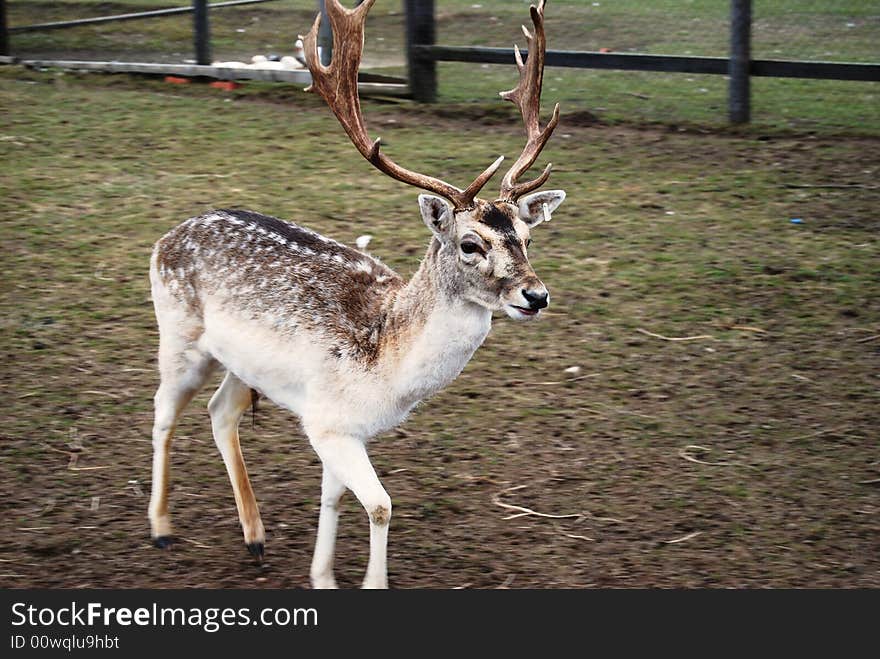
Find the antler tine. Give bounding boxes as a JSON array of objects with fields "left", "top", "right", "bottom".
[
  {"left": 303, "top": 0, "right": 502, "bottom": 210},
  {"left": 498, "top": 0, "right": 560, "bottom": 202}
]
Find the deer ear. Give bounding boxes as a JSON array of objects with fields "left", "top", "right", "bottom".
[
  {"left": 419, "top": 194, "right": 454, "bottom": 240},
  {"left": 517, "top": 190, "right": 566, "bottom": 228}
]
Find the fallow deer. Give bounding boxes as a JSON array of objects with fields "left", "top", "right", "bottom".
[{"left": 148, "top": 0, "right": 565, "bottom": 588}]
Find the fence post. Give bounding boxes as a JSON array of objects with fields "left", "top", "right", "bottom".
[
  {"left": 1, "top": 0, "right": 9, "bottom": 57},
  {"left": 405, "top": 0, "right": 436, "bottom": 102},
  {"left": 193, "top": 0, "right": 211, "bottom": 65},
  {"left": 729, "top": 0, "right": 751, "bottom": 123},
  {"left": 317, "top": 0, "right": 332, "bottom": 66}
]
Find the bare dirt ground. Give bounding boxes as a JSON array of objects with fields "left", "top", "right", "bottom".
[{"left": 0, "top": 68, "right": 878, "bottom": 589}]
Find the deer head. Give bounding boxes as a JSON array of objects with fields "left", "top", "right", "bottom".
[{"left": 304, "top": 0, "right": 565, "bottom": 320}]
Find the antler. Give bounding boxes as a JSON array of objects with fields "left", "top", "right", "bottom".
[
  {"left": 498, "top": 0, "right": 560, "bottom": 202},
  {"left": 303, "top": 0, "right": 503, "bottom": 210}
]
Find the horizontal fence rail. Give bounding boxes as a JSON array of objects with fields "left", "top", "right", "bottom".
[{"left": 412, "top": 46, "right": 880, "bottom": 83}]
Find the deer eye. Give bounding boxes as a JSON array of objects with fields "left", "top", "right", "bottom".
[
  {"left": 526, "top": 238, "right": 532, "bottom": 248},
  {"left": 460, "top": 241, "right": 483, "bottom": 256}
]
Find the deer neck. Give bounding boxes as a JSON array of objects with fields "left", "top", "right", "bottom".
[{"left": 381, "top": 238, "right": 492, "bottom": 402}]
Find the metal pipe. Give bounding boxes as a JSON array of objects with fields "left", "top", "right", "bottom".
[{"left": 9, "top": 0, "right": 279, "bottom": 34}]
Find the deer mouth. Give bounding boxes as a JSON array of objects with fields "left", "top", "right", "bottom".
[{"left": 508, "top": 304, "right": 540, "bottom": 319}]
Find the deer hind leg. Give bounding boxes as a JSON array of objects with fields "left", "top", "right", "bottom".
[
  {"left": 208, "top": 371, "right": 265, "bottom": 558},
  {"left": 149, "top": 335, "right": 217, "bottom": 547},
  {"left": 309, "top": 433, "right": 391, "bottom": 589},
  {"left": 310, "top": 465, "right": 347, "bottom": 589}
]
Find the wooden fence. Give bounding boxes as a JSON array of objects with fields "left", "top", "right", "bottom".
[
  {"left": 403, "top": 0, "right": 880, "bottom": 123},
  {"left": 3, "top": 0, "right": 879, "bottom": 124}
]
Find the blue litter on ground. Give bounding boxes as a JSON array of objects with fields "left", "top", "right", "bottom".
[{"left": 790, "top": 218, "right": 804, "bottom": 224}]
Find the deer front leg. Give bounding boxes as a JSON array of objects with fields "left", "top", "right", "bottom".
[
  {"left": 310, "top": 465, "right": 346, "bottom": 589},
  {"left": 309, "top": 434, "right": 391, "bottom": 589}
]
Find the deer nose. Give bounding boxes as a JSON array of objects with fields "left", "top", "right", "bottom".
[{"left": 521, "top": 287, "right": 549, "bottom": 310}]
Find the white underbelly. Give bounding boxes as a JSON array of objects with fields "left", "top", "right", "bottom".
[
  {"left": 198, "top": 307, "right": 411, "bottom": 437},
  {"left": 198, "top": 309, "right": 322, "bottom": 416}
]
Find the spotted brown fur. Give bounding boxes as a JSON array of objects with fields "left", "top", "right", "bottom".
[{"left": 153, "top": 209, "right": 405, "bottom": 362}]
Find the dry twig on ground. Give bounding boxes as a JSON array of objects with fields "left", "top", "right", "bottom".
[
  {"left": 636, "top": 328, "right": 715, "bottom": 342},
  {"left": 492, "top": 485, "right": 581, "bottom": 521}
]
